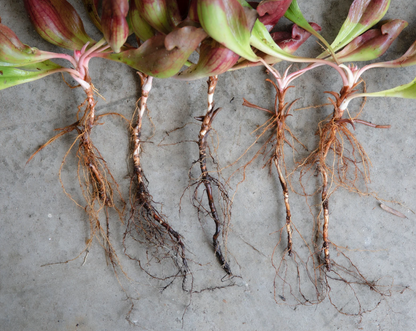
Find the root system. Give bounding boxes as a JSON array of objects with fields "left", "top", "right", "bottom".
[
  {"left": 123, "top": 73, "right": 189, "bottom": 285},
  {"left": 192, "top": 76, "right": 233, "bottom": 276},
  {"left": 300, "top": 82, "right": 390, "bottom": 271},
  {"left": 32, "top": 82, "right": 125, "bottom": 270},
  {"left": 242, "top": 78, "right": 304, "bottom": 256},
  {"left": 269, "top": 81, "right": 397, "bottom": 316}
]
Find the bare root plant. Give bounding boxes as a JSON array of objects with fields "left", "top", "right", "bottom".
[
  {"left": 286, "top": 81, "right": 398, "bottom": 316},
  {"left": 123, "top": 73, "right": 189, "bottom": 288},
  {"left": 241, "top": 75, "right": 324, "bottom": 308},
  {"left": 300, "top": 81, "right": 390, "bottom": 270},
  {"left": 32, "top": 81, "right": 126, "bottom": 271},
  {"left": 243, "top": 77, "right": 306, "bottom": 255},
  {"left": 189, "top": 76, "right": 234, "bottom": 276},
  {"left": 240, "top": 72, "right": 397, "bottom": 317}
]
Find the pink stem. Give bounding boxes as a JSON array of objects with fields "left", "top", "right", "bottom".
[
  {"left": 356, "top": 62, "right": 398, "bottom": 82},
  {"left": 39, "top": 51, "right": 77, "bottom": 67},
  {"left": 83, "top": 45, "right": 111, "bottom": 69}
]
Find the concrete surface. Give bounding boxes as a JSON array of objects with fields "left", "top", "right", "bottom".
[{"left": 1, "top": 1, "right": 416, "bottom": 330}]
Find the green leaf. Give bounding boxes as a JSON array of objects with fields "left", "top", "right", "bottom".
[
  {"left": 336, "top": 19, "right": 407, "bottom": 63},
  {"left": 325, "top": 0, "right": 391, "bottom": 56},
  {"left": 249, "top": 20, "right": 298, "bottom": 62},
  {"left": 106, "top": 25, "right": 207, "bottom": 78},
  {"left": 136, "top": 0, "right": 176, "bottom": 35},
  {"left": 0, "top": 23, "right": 51, "bottom": 66},
  {"left": 129, "top": 1, "right": 155, "bottom": 41},
  {"left": 363, "top": 77, "right": 416, "bottom": 99},
  {"left": 232, "top": 22, "right": 320, "bottom": 70},
  {"left": 284, "top": 0, "right": 335, "bottom": 58},
  {"left": 101, "top": 0, "right": 129, "bottom": 53},
  {"left": 24, "top": 0, "right": 95, "bottom": 50},
  {"left": 175, "top": 38, "right": 239, "bottom": 80},
  {"left": 0, "top": 60, "right": 62, "bottom": 90},
  {"left": 197, "top": 0, "right": 259, "bottom": 62},
  {"left": 19, "top": 60, "right": 62, "bottom": 71}
]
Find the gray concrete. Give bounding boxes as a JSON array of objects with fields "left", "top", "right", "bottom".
[{"left": 1, "top": 1, "right": 416, "bottom": 330}]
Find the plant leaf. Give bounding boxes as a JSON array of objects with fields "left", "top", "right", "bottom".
[
  {"left": 197, "top": 0, "right": 259, "bottom": 62},
  {"left": 257, "top": 0, "right": 292, "bottom": 28},
  {"left": 135, "top": 0, "right": 177, "bottom": 34},
  {"left": 0, "top": 23, "right": 50, "bottom": 66},
  {"left": 82, "top": 0, "right": 102, "bottom": 31},
  {"left": 284, "top": 0, "right": 335, "bottom": 58},
  {"left": 380, "top": 39, "right": 416, "bottom": 68},
  {"left": 272, "top": 22, "right": 321, "bottom": 54},
  {"left": 326, "top": 0, "right": 391, "bottom": 55},
  {"left": 101, "top": 0, "right": 129, "bottom": 53},
  {"left": 129, "top": 1, "right": 156, "bottom": 41},
  {"left": 232, "top": 23, "right": 319, "bottom": 70},
  {"left": 19, "top": 60, "right": 62, "bottom": 71},
  {"left": 106, "top": 25, "right": 207, "bottom": 78},
  {"left": 0, "top": 60, "right": 62, "bottom": 90},
  {"left": 336, "top": 19, "right": 407, "bottom": 62},
  {"left": 175, "top": 38, "right": 239, "bottom": 79},
  {"left": 362, "top": 77, "right": 416, "bottom": 99},
  {"left": 230, "top": 0, "right": 294, "bottom": 61},
  {"left": 24, "top": 0, "right": 95, "bottom": 50},
  {"left": 249, "top": 19, "right": 298, "bottom": 62}
]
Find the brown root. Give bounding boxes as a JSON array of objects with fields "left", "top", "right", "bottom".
[
  {"left": 183, "top": 76, "right": 235, "bottom": 277},
  {"left": 36, "top": 84, "right": 126, "bottom": 275},
  {"left": 319, "top": 250, "right": 394, "bottom": 318},
  {"left": 123, "top": 73, "right": 189, "bottom": 288},
  {"left": 194, "top": 105, "right": 233, "bottom": 275},
  {"left": 287, "top": 83, "right": 398, "bottom": 315},
  {"left": 272, "top": 224, "right": 325, "bottom": 307},
  {"left": 123, "top": 167, "right": 189, "bottom": 282},
  {"left": 272, "top": 222, "right": 398, "bottom": 318},
  {"left": 299, "top": 82, "right": 380, "bottom": 270},
  {"left": 242, "top": 79, "right": 303, "bottom": 255},
  {"left": 74, "top": 86, "right": 125, "bottom": 268}
]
